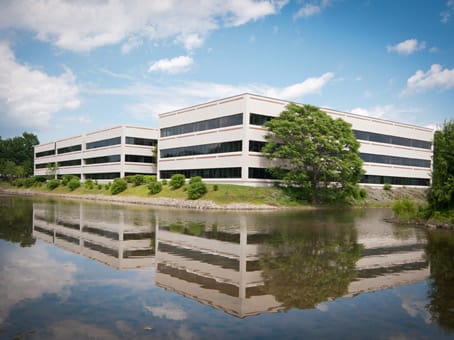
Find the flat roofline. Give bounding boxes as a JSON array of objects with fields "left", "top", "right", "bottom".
[
  {"left": 159, "top": 92, "right": 434, "bottom": 133},
  {"left": 35, "top": 125, "right": 159, "bottom": 147}
]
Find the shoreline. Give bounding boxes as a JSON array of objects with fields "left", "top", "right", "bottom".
[{"left": 0, "top": 188, "right": 284, "bottom": 211}]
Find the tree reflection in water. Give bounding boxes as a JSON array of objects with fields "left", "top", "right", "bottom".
[
  {"left": 0, "top": 195, "right": 35, "bottom": 247},
  {"left": 426, "top": 230, "right": 454, "bottom": 332},
  {"left": 259, "top": 217, "right": 362, "bottom": 310}
]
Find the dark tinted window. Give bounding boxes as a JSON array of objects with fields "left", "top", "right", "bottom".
[
  {"left": 353, "top": 130, "right": 431, "bottom": 150},
  {"left": 86, "top": 137, "right": 121, "bottom": 150},
  {"left": 160, "top": 167, "right": 241, "bottom": 179},
  {"left": 125, "top": 136, "right": 157, "bottom": 147},
  {"left": 57, "top": 144, "right": 81, "bottom": 154},
  {"left": 249, "top": 113, "right": 274, "bottom": 126},
  {"left": 58, "top": 159, "right": 81, "bottom": 167},
  {"left": 360, "top": 153, "right": 430, "bottom": 168},
  {"left": 125, "top": 155, "right": 155, "bottom": 163},
  {"left": 36, "top": 149, "right": 55, "bottom": 158},
  {"left": 84, "top": 154, "right": 120, "bottom": 165},
  {"left": 161, "top": 141, "right": 242, "bottom": 158}
]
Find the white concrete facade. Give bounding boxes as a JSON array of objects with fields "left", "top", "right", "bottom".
[
  {"left": 158, "top": 93, "right": 434, "bottom": 186},
  {"left": 34, "top": 125, "right": 158, "bottom": 181}
]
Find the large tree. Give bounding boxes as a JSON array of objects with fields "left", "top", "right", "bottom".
[
  {"left": 0, "top": 132, "right": 39, "bottom": 177},
  {"left": 429, "top": 120, "right": 454, "bottom": 211},
  {"left": 263, "top": 103, "right": 363, "bottom": 204}
]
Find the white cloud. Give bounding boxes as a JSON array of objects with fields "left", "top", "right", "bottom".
[
  {"left": 0, "top": 41, "right": 80, "bottom": 130},
  {"left": 386, "top": 39, "right": 426, "bottom": 55},
  {"left": 401, "top": 64, "right": 454, "bottom": 96},
  {"left": 0, "top": 0, "right": 286, "bottom": 52},
  {"left": 145, "top": 303, "right": 187, "bottom": 320},
  {"left": 351, "top": 105, "right": 395, "bottom": 118},
  {"left": 441, "top": 0, "right": 454, "bottom": 23},
  {"left": 148, "top": 56, "right": 193, "bottom": 74},
  {"left": 266, "top": 72, "right": 334, "bottom": 99},
  {"left": 294, "top": 0, "right": 331, "bottom": 19}
]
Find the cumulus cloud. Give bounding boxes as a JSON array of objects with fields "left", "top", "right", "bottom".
[
  {"left": 0, "top": 0, "right": 286, "bottom": 52},
  {"left": 294, "top": 0, "right": 331, "bottom": 19},
  {"left": 351, "top": 105, "right": 396, "bottom": 118},
  {"left": 267, "top": 72, "right": 334, "bottom": 99},
  {"left": 387, "top": 39, "right": 426, "bottom": 55},
  {"left": 401, "top": 64, "right": 454, "bottom": 96},
  {"left": 148, "top": 56, "right": 193, "bottom": 74},
  {"left": 0, "top": 41, "right": 80, "bottom": 130},
  {"left": 441, "top": 0, "right": 454, "bottom": 23}
]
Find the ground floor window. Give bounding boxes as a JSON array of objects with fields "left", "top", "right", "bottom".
[
  {"left": 248, "top": 167, "right": 277, "bottom": 179},
  {"left": 85, "top": 172, "right": 120, "bottom": 180},
  {"left": 160, "top": 167, "right": 241, "bottom": 179},
  {"left": 360, "top": 175, "right": 429, "bottom": 186}
]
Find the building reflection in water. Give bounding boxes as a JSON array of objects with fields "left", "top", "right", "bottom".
[
  {"left": 32, "top": 201, "right": 155, "bottom": 269},
  {"left": 32, "top": 204, "right": 430, "bottom": 318}
]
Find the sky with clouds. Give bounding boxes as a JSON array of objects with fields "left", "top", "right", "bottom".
[{"left": 0, "top": 0, "right": 453, "bottom": 143}]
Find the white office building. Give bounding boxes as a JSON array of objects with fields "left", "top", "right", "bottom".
[
  {"left": 158, "top": 93, "right": 433, "bottom": 187},
  {"left": 34, "top": 125, "right": 158, "bottom": 181}
]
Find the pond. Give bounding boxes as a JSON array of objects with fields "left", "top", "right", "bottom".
[{"left": 0, "top": 194, "right": 453, "bottom": 339}]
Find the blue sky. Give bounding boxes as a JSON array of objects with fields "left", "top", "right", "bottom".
[{"left": 0, "top": 0, "right": 453, "bottom": 143}]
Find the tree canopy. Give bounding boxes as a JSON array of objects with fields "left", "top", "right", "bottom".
[
  {"left": 262, "top": 103, "right": 363, "bottom": 204},
  {"left": 0, "top": 132, "right": 39, "bottom": 178},
  {"left": 429, "top": 120, "right": 454, "bottom": 211}
]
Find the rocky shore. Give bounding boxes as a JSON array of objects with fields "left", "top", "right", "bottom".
[{"left": 0, "top": 188, "right": 281, "bottom": 211}]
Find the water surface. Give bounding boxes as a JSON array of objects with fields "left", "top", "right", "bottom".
[{"left": 0, "top": 195, "right": 453, "bottom": 339}]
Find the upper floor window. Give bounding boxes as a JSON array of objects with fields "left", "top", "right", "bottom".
[{"left": 86, "top": 137, "right": 121, "bottom": 150}]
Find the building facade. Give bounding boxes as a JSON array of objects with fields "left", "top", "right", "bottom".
[
  {"left": 34, "top": 125, "right": 158, "bottom": 181},
  {"left": 158, "top": 93, "right": 433, "bottom": 186}
]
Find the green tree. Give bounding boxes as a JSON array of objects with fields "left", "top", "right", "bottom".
[
  {"left": 0, "top": 132, "right": 39, "bottom": 177},
  {"left": 263, "top": 103, "right": 364, "bottom": 204},
  {"left": 429, "top": 120, "right": 454, "bottom": 211}
]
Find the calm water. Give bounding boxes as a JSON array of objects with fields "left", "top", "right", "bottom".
[{"left": 0, "top": 194, "right": 453, "bottom": 339}]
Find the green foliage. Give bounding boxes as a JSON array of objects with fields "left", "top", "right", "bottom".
[
  {"left": 383, "top": 183, "right": 392, "bottom": 191},
  {"left": 148, "top": 181, "right": 162, "bottom": 195},
  {"left": 0, "top": 132, "right": 39, "bottom": 177},
  {"left": 189, "top": 176, "right": 202, "bottom": 184},
  {"left": 97, "top": 184, "right": 102, "bottom": 190},
  {"left": 61, "top": 175, "right": 73, "bottom": 186},
  {"left": 124, "top": 175, "right": 134, "bottom": 183},
  {"left": 104, "top": 183, "right": 111, "bottom": 190},
  {"left": 161, "top": 179, "right": 167, "bottom": 185},
  {"left": 170, "top": 174, "right": 186, "bottom": 189},
  {"left": 0, "top": 196, "right": 35, "bottom": 247},
  {"left": 187, "top": 181, "right": 208, "bottom": 199},
  {"left": 263, "top": 103, "right": 364, "bottom": 204},
  {"left": 84, "top": 179, "right": 95, "bottom": 190},
  {"left": 46, "top": 179, "right": 60, "bottom": 190},
  {"left": 111, "top": 178, "right": 127, "bottom": 195},
  {"left": 144, "top": 175, "right": 157, "bottom": 184},
  {"left": 213, "top": 184, "right": 218, "bottom": 191},
  {"left": 392, "top": 198, "right": 418, "bottom": 221},
  {"left": 132, "top": 174, "right": 145, "bottom": 186},
  {"left": 46, "top": 162, "right": 59, "bottom": 179},
  {"left": 68, "top": 177, "right": 80, "bottom": 191},
  {"left": 429, "top": 120, "right": 454, "bottom": 211}
]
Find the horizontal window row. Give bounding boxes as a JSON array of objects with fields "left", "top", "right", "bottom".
[
  {"left": 58, "top": 144, "right": 81, "bottom": 154},
  {"left": 85, "top": 154, "right": 120, "bottom": 165},
  {"left": 249, "top": 140, "right": 266, "bottom": 152},
  {"left": 36, "top": 149, "right": 55, "bottom": 158},
  {"left": 160, "top": 167, "right": 241, "bottom": 179},
  {"left": 248, "top": 167, "right": 277, "bottom": 179},
  {"left": 85, "top": 172, "right": 120, "bottom": 180},
  {"left": 58, "top": 159, "right": 81, "bottom": 167},
  {"left": 126, "top": 136, "right": 157, "bottom": 147},
  {"left": 354, "top": 130, "right": 431, "bottom": 150},
  {"left": 35, "top": 163, "right": 49, "bottom": 169},
  {"left": 161, "top": 141, "right": 242, "bottom": 158},
  {"left": 125, "top": 154, "right": 155, "bottom": 163},
  {"left": 160, "top": 113, "right": 243, "bottom": 137},
  {"left": 250, "top": 113, "right": 274, "bottom": 126},
  {"left": 361, "top": 175, "right": 430, "bottom": 186},
  {"left": 360, "top": 153, "right": 430, "bottom": 168},
  {"left": 86, "top": 136, "right": 121, "bottom": 150},
  {"left": 124, "top": 172, "right": 156, "bottom": 177}
]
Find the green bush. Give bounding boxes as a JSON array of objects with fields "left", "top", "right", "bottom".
[
  {"left": 187, "top": 181, "right": 207, "bottom": 200},
  {"left": 97, "top": 184, "right": 102, "bottom": 190},
  {"left": 189, "top": 176, "right": 202, "bottom": 184},
  {"left": 68, "top": 177, "right": 80, "bottom": 191},
  {"left": 392, "top": 198, "right": 417, "bottom": 221},
  {"left": 170, "top": 174, "right": 186, "bottom": 189},
  {"left": 33, "top": 176, "right": 47, "bottom": 183},
  {"left": 104, "top": 182, "right": 111, "bottom": 190},
  {"left": 359, "top": 188, "right": 368, "bottom": 199},
  {"left": 111, "top": 178, "right": 127, "bottom": 195},
  {"left": 383, "top": 183, "right": 392, "bottom": 191},
  {"left": 124, "top": 175, "right": 134, "bottom": 183},
  {"left": 132, "top": 174, "right": 145, "bottom": 186},
  {"left": 12, "top": 178, "right": 25, "bottom": 187},
  {"left": 213, "top": 184, "right": 218, "bottom": 191},
  {"left": 47, "top": 179, "right": 60, "bottom": 190},
  {"left": 61, "top": 175, "right": 73, "bottom": 186},
  {"left": 144, "top": 175, "right": 157, "bottom": 184},
  {"left": 148, "top": 181, "right": 162, "bottom": 195},
  {"left": 161, "top": 179, "right": 167, "bottom": 185},
  {"left": 84, "top": 179, "right": 95, "bottom": 190}
]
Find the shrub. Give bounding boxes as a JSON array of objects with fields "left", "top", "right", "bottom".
[
  {"left": 132, "top": 174, "right": 145, "bottom": 186},
  {"left": 213, "top": 184, "right": 218, "bottom": 191},
  {"left": 187, "top": 181, "right": 207, "bottom": 200},
  {"left": 170, "top": 174, "right": 186, "bottom": 189},
  {"left": 23, "top": 177, "right": 35, "bottom": 188},
  {"left": 189, "top": 176, "right": 202, "bottom": 184},
  {"left": 47, "top": 179, "right": 60, "bottom": 190},
  {"left": 359, "top": 188, "right": 367, "bottom": 199},
  {"left": 61, "top": 175, "right": 73, "bottom": 186},
  {"left": 148, "top": 181, "right": 162, "bottom": 195},
  {"left": 144, "top": 175, "right": 157, "bottom": 184},
  {"left": 124, "top": 175, "right": 134, "bottom": 183},
  {"left": 392, "top": 198, "right": 417, "bottom": 221},
  {"left": 161, "top": 179, "right": 167, "bottom": 185},
  {"left": 104, "top": 182, "right": 111, "bottom": 190},
  {"left": 97, "top": 184, "right": 102, "bottom": 190},
  {"left": 68, "top": 177, "right": 80, "bottom": 191},
  {"left": 84, "top": 179, "right": 95, "bottom": 190},
  {"left": 111, "top": 178, "right": 127, "bottom": 195},
  {"left": 12, "top": 178, "right": 25, "bottom": 187},
  {"left": 383, "top": 183, "right": 392, "bottom": 191},
  {"left": 33, "top": 176, "right": 47, "bottom": 183}
]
